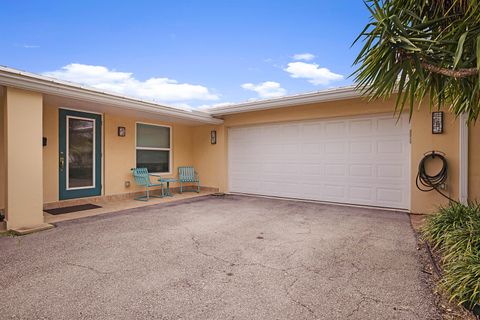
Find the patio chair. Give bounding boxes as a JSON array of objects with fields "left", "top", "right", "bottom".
[
  {"left": 178, "top": 166, "right": 200, "bottom": 193},
  {"left": 131, "top": 168, "right": 164, "bottom": 201}
]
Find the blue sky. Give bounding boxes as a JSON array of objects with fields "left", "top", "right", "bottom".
[{"left": 0, "top": 1, "right": 370, "bottom": 109}]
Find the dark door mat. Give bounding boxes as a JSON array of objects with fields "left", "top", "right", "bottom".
[{"left": 44, "top": 204, "right": 102, "bottom": 215}]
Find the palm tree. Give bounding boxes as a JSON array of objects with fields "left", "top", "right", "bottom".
[{"left": 353, "top": 0, "right": 480, "bottom": 122}]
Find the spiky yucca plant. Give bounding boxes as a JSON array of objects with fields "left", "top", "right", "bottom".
[{"left": 353, "top": 0, "right": 480, "bottom": 121}]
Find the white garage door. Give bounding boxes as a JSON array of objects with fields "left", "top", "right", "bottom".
[{"left": 228, "top": 113, "right": 410, "bottom": 209}]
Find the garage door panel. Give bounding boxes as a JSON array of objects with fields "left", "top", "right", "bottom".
[
  {"left": 349, "top": 141, "right": 374, "bottom": 154},
  {"left": 325, "top": 121, "right": 347, "bottom": 137},
  {"left": 377, "top": 164, "right": 405, "bottom": 178},
  {"left": 228, "top": 113, "right": 410, "bottom": 209},
  {"left": 323, "top": 184, "right": 346, "bottom": 200},
  {"left": 282, "top": 143, "right": 300, "bottom": 153},
  {"left": 262, "top": 181, "right": 302, "bottom": 197},
  {"left": 349, "top": 119, "right": 374, "bottom": 135},
  {"left": 263, "top": 162, "right": 298, "bottom": 174},
  {"left": 376, "top": 187, "right": 405, "bottom": 204},
  {"left": 300, "top": 143, "right": 323, "bottom": 154},
  {"left": 325, "top": 141, "right": 347, "bottom": 154},
  {"left": 377, "top": 140, "right": 405, "bottom": 154},
  {"left": 301, "top": 123, "right": 323, "bottom": 141},
  {"left": 325, "top": 164, "right": 347, "bottom": 177},
  {"left": 349, "top": 186, "right": 374, "bottom": 202},
  {"left": 262, "top": 173, "right": 301, "bottom": 182},
  {"left": 280, "top": 125, "right": 300, "bottom": 141},
  {"left": 376, "top": 116, "right": 408, "bottom": 134},
  {"left": 230, "top": 162, "right": 262, "bottom": 173},
  {"left": 349, "top": 164, "right": 374, "bottom": 177},
  {"left": 300, "top": 164, "right": 324, "bottom": 176}
]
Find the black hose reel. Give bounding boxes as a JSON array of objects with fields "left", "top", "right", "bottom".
[{"left": 416, "top": 150, "right": 456, "bottom": 202}]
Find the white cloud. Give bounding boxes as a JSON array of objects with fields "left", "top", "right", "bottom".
[
  {"left": 42, "top": 63, "right": 219, "bottom": 103},
  {"left": 284, "top": 62, "right": 343, "bottom": 86},
  {"left": 241, "top": 81, "right": 287, "bottom": 98},
  {"left": 22, "top": 44, "right": 40, "bottom": 49},
  {"left": 293, "top": 53, "right": 315, "bottom": 61},
  {"left": 197, "top": 102, "right": 234, "bottom": 110}
]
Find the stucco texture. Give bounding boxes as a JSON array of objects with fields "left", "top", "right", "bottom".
[
  {"left": 42, "top": 105, "right": 195, "bottom": 204},
  {"left": 5, "top": 88, "right": 44, "bottom": 229},
  {"left": 192, "top": 125, "right": 228, "bottom": 193}
]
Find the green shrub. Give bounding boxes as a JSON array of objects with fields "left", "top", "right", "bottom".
[
  {"left": 442, "top": 252, "right": 480, "bottom": 308},
  {"left": 442, "top": 218, "right": 480, "bottom": 261},
  {"left": 422, "top": 202, "right": 480, "bottom": 251},
  {"left": 421, "top": 202, "right": 480, "bottom": 309}
]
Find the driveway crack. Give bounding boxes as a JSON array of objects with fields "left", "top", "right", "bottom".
[
  {"left": 284, "top": 278, "right": 316, "bottom": 317},
  {"left": 185, "top": 228, "right": 303, "bottom": 273},
  {"left": 188, "top": 232, "right": 235, "bottom": 265},
  {"left": 66, "top": 262, "right": 111, "bottom": 275}
]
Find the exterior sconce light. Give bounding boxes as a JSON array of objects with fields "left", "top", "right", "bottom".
[
  {"left": 118, "top": 126, "right": 126, "bottom": 137},
  {"left": 432, "top": 111, "right": 444, "bottom": 134},
  {"left": 211, "top": 130, "right": 217, "bottom": 144}
]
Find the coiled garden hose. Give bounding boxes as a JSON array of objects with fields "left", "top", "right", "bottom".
[{"left": 416, "top": 151, "right": 457, "bottom": 203}]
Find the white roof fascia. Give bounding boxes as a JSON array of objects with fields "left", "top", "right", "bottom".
[
  {"left": 0, "top": 65, "right": 223, "bottom": 125},
  {"left": 207, "top": 85, "right": 365, "bottom": 116}
]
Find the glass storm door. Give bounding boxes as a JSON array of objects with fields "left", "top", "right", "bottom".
[{"left": 59, "top": 109, "right": 102, "bottom": 200}]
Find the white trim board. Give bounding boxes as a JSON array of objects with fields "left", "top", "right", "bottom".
[
  {"left": 459, "top": 113, "right": 469, "bottom": 204},
  {"left": 0, "top": 65, "right": 222, "bottom": 125}
]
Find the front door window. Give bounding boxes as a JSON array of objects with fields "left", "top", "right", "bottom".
[
  {"left": 67, "top": 117, "right": 95, "bottom": 189},
  {"left": 59, "top": 109, "right": 102, "bottom": 200}
]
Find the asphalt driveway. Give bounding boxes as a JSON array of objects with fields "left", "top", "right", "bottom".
[{"left": 0, "top": 195, "right": 440, "bottom": 319}]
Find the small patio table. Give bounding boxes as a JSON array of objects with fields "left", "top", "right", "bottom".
[{"left": 150, "top": 175, "right": 177, "bottom": 197}]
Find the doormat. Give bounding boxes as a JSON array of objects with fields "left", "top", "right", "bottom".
[{"left": 44, "top": 204, "right": 102, "bottom": 215}]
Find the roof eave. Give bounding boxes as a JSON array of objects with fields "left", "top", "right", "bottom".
[
  {"left": 207, "top": 85, "right": 364, "bottom": 116},
  {"left": 0, "top": 66, "right": 223, "bottom": 125}
]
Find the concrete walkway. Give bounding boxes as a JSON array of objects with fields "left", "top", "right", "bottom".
[{"left": 0, "top": 195, "right": 440, "bottom": 319}]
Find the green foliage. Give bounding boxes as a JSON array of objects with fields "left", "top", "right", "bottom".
[
  {"left": 353, "top": 0, "right": 480, "bottom": 122},
  {"left": 422, "top": 202, "right": 480, "bottom": 308},
  {"left": 422, "top": 202, "right": 480, "bottom": 250},
  {"left": 442, "top": 252, "right": 480, "bottom": 308}
]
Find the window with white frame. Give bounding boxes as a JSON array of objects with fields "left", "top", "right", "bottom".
[{"left": 136, "top": 123, "right": 171, "bottom": 173}]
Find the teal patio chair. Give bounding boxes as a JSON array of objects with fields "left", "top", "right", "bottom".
[
  {"left": 178, "top": 166, "right": 200, "bottom": 193},
  {"left": 131, "top": 168, "right": 164, "bottom": 201}
]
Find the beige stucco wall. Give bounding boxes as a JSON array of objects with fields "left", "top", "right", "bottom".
[
  {"left": 43, "top": 104, "right": 58, "bottom": 203},
  {"left": 410, "top": 109, "right": 460, "bottom": 213},
  {"left": 42, "top": 105, "right": 195, "bottom": 203},
  {"left": 221, "top": 98, "right": 395, "bottom": 127},
  {"left": 103, "top": 113, "right": 194, "bottom": 197},
  {"left": 5, "top": 88, "right": 44, "bottom": 229},
  {"left": 192, "top": 125, "right": 228, "bottom": 192}
]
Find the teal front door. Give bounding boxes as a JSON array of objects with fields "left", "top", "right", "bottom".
[{"left": 59, "top": 109, "right": 102, "bottom": 200}]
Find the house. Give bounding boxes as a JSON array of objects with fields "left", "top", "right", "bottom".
[{"left": 0, "top": 66, "right": 478, "bottom": 231}]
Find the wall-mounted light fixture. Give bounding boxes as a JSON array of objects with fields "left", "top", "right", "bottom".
[
  {"left": 210, "top": 130, "right": 217, "bottom": 144},
  {"left": 118, "top": 126, "right": 126, "bottom": 137},
  {"left": 432, "top": 111, "right": 444, "bottom": 134}
]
